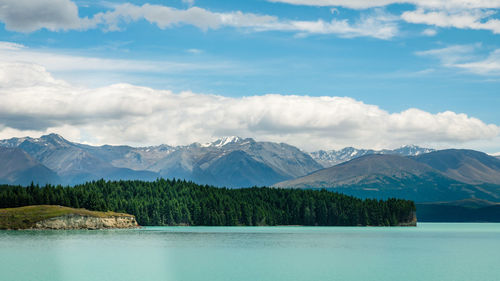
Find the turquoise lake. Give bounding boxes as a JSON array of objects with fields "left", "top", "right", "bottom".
[{"left": 1, "top": 223, "right": 499, "bottom": 281}]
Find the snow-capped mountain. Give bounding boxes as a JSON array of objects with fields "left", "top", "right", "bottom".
[
  {"left": 0, "top": 134, "right": 322, "bottom": 187},
  {"left": 310, "top": 145, "right": 435, "bottom": 167},
  {"left": 201, "top": 136, "right": 245, "bottom": 147},
  {"left": 490, "top": 152, "right": 500, "bottom": 160},
  {"left": 0, "top": 134, "right": 159, "bottom": 185}
]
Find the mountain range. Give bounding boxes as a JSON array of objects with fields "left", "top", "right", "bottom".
[
  {"left": 2, "top": 133, "right": 500, "bottom": 221},
  {"left": 274, "top": 149, "right": 500, "bottom": 203},
  {"left": 310, "top": 145, "right": 435, "bottom": 167},
  {"left": 2, "top": 134, "right": 500, "bottom": 205},
  {"left": 0, "top": 134, "right": 322, "bottom": 187}
]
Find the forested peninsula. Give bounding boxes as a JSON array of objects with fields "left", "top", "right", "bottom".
[{"left": 0, "top": 179, "right": 416, "bottom": 226}]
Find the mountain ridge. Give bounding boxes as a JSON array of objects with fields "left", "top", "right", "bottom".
[
  {"left": 310, "top": 145, "right": 434, "bottom": 167},
  {"left": 274, "top": 152, "right": 500, "bottom": 203},
  {"left": 2, "top": 133, "right": 499, "bottom": 201},
  {"left": 0, "top": 147, "right": 60, "bottom": 185},
  {"left": 0, "top": 134, "right": 322, "bottom": 187}
]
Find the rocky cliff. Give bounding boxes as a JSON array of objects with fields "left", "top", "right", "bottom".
[
  {"left": 0, "top": 205, "right": 139, "bottom": 230},
  {"left": 34, "top": 214, "right": 139, "bottom": 230}
]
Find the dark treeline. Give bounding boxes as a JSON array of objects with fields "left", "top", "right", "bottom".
[{"left": 0, "top": 179, "right": 415, "bottom": 226}]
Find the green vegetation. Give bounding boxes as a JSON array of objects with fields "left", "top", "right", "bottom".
[
  {"left": 0, "top": 205, "right": 133, "bottom": 229},
  {"left": 0, "top": 179, "right": 416, "bottom": 226}
]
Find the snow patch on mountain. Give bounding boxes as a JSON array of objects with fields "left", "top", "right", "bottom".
[{"left": 310, "top": 145, "right": 435, "bottom": 168}]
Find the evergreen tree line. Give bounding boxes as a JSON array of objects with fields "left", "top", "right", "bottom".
[{"left": 0, "top": 179, "right": 415, "bottom": 226}]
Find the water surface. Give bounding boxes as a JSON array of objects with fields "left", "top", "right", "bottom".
[{"left": 1, "top": 223, "right": 499, "bottom": 281}]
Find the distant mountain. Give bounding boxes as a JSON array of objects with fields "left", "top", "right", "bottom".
[
  {"left": 310, "top": 145, "right": 434, "bottom": 167},
  {"left": 0, "top": 134, "right": 158, "bottom": 185},
  {"left": 3, "top": 133, "right": 499, "bottom": 199},
  {"left": 191, "top": 150, "right": 289, "bottom": 187},
  {"left": 139, "top": 137, "right": 322, "bottom": 187},
  {"left": 274, "top": 153, "right": 500, "bottom": 203},
  {"left": 0, "top": 134, "right": 321, "bottom": 187},
  {"left": 0, "top": 147, "right": 59, "bottom": 186},
  {"left": 413, "top": 149, "right": 500, "bottom": 185}
]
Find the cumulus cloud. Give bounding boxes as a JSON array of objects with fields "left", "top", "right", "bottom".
[
  {"left": 0, "top": 60, "right": 497, "bottom": 151},
  {"left": 417, "top": 44, "right": 500, "bottom": 75}
]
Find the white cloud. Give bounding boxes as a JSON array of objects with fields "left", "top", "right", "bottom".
[
  {"left": 1, "top": 0, "right": 499, "bottom": 37},
  {"left": 402, "top": 9, "right": 500, "bottom": 34},
  {"left": 421, "top": 28, "right": 437, "bottom": 36},
  {"left": 0, "top": 1, "right": 398, "bottom": 39},
  {"left": 453, "top": 50, "right": 500, "bottom": 75},
  {"left": 0, "top": 41, "right": 24, "bottom": 50},
  {"left": 416, "top": 44, "right": 479, "bottom": 64},
  {"left": 417, "top": 44, "right": 500, "bottom": 75},
  {"left": 0, "top": 60, "right": 497, "bottom": 151},
  {"left": 93, "top": 4, "right": 277, "bottom": 32},
  {"left": 0, "top": 41, "right": 236, "bottom": 86},
  {"left": 268, "top": 0, "right": 500, "bottom": 10},
  {"left": 270, "top": 0, "right": 500, "bottom": 35},
  {"left": 255, "top": 9, "right": 398, "bottom": 39},
  {"left": 92, "top": 3, "right": 398, "bottom": 39},
  {"left": 0, "top": 0, "right": 96, "bottom": 32}
]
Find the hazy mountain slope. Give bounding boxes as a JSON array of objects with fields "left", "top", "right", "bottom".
[
  {"left": 240, "top": 140, "right": 322, "bottom": 178},
  {"left": 413, "top": 149, "right": 500, "bottom": 185},
  {"left": 311, "top": 145, "right": 434, "bottom": 167},
  {"left": 274, "top": 154, "right": 500, "bottom": 202},
  {"left": 3, "top": 133, "right": 497, "bottom": 193},
  {"left": 147, "top": 138, "right": 322, "bottom": 187},
  {"left": 1, "top": 134, "right": 158, "bottom": 185},
  {"left": 108, "top": 137, "right": 321, "bottom": 186},
  {"left": 0, "top": 147, "right": 59, "bottom": 185},
  {"left": 275, "top": 154, "right": 437, "bottom": 187},
  {"left": 191, "top": 150, "right": 289, "bottom": 187},
  {"left": 62, "top": 167, "right": 159, "bottom": 186},
  {"left": 0, "top": 134, "right": 321, "bottom": 187}
]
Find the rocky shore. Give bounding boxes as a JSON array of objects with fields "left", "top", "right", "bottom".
[
  {"left": 33, "top": 213, "right": 139, "bottom": 230},
  {"left": 0, "top": 205, "right": 139, "bottom": 230}
]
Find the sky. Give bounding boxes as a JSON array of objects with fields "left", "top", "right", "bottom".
[{"left": 0, "top": 0, "right": 499, "bottom": 153}]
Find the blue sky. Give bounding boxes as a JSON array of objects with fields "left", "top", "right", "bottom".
[{"left": 0, "top": 0, "right": 499, "bottom": 152}]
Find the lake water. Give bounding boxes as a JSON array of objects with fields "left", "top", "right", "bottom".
[{"left": 1, "top": 223, "right": 499, "bottom": 281}]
